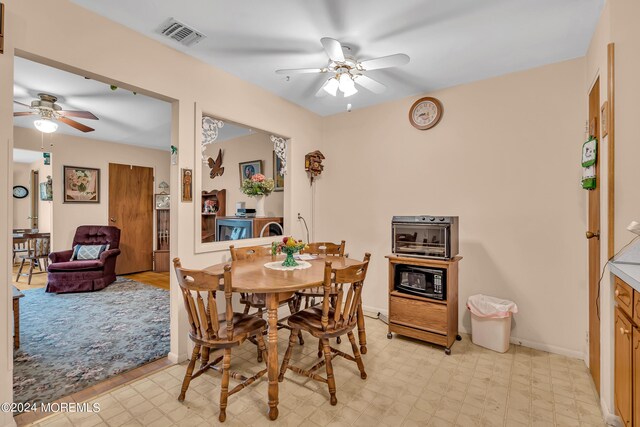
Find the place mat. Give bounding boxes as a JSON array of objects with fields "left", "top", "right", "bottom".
[{"left": 264, "top": 260, "right": 312, "bottom": 271}]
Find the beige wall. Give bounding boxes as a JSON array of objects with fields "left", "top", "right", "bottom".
[
  {"left": 202, "top": 132, "right": 284, "bottom": 219},
  {"left": 0, "top": 2, "right": 322, "bottom": 420},
  {"left": 318, "top": 58, "right": 588, "bottom": 357},
  {"left": 13, "top": 127, "right": 171, "bottom": 252},
  {"left": 12, "top": 163, "right": 31, "bottom": 229}
]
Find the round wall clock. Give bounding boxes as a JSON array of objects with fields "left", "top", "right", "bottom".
[
  {"left": 13, "top": 185, "right": 29, "bottom": 199},
  {"left": 409, "top": 97, "right": 443, "bottom": 130}
]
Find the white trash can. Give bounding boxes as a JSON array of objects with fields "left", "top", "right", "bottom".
[{"left": 467, "top": 294, "right": 518, "bottom": 353}]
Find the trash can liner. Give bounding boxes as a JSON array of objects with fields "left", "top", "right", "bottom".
[{"left": 466, "top": 294, "right": 518, "bottom": 319}]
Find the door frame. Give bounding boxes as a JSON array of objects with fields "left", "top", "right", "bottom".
[{"left": 587, "top": 76, "right": 601, "bottom": 392}]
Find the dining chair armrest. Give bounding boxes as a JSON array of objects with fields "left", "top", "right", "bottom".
[{"left": 50, "top": 249, "right": 74, "bottom": 263}]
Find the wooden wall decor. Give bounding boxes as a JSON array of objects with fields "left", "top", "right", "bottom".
[
  {"left": 608, "top": 43, "right": 616, "bottom": 259},
  {"left": 207, "top": 148, "right": 224, "bottom": 179},
  {"left": 0, "top": 3, "right": 4, "bottom": 55},
  {"left": 181, "top": 168, "right": 193, "bottom": 202},
  {"left": 304, "top": 150, "right": 325, "bottom": 184}
]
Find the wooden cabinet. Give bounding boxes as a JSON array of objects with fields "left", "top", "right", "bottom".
[
  {"left": 616, "top": 277, "right": 634, "bottom": 319},
  {"left": 615, "top": 307, "right": 634, "bottom": 426},
  {"left": 613, "top": 275, "right": 640, "bottom": 426},
  {"left": 386, "top": 255, "right": 461, "bottom": 354},
  {"left": 634, "top": 328, "right": 640, "bottom": 427}
]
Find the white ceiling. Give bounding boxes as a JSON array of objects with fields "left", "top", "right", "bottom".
[
  {"left": 13, "top": 148, "right": 44, "bottom": 164},
  {"left": 13, "top": 57, "right": 172, "bottom": 151},
  {"left": 71, "top": 0, "right": 603, "bottom": 116}
]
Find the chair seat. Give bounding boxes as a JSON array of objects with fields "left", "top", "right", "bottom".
[
  {"left": 288, "top": 306, "right": 339, "bottom": 334},
  {"left": 48, "top": 260, "right": 104, "bottom": 272},
  {"left": 195, "top": 313, "right": 267, "bottom": 345}
]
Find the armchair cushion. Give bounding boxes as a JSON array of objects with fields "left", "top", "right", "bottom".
[
  {"left": 71, "top": 244, "right": 110, "bottom": 260},
  {"left": 48, "top": 260, "right": 104, "bottom": 272}
]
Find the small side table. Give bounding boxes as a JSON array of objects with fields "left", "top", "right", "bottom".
[{"left": 12, "top": 286, "right": 24, "bottom": 349}]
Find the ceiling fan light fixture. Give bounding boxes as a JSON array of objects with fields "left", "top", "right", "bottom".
[
  {"left": 323, "top": 78, "right": 339, "bottom": 96},
  {"left": 34, "top": 118, "right": 58, "bottom": 133}
]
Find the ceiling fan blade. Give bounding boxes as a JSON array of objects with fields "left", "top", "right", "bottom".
[
  {"left": 353, "top": 75, "right": 387, "bottom": 94},
  {"left": 275, "top": 68, "right": 326, "bottom": 75},
  {"left": 359, "top": 54, "right": 410, "bottom": 71},
  {"left": 320, "top": 37, "right": 345, "bottom": 62},
  {"left": 14, "top": 100, "right": 32, "bottom": 108},
  {"left": 58, "top": 116, "right": 95, "bottom": 133},
  {"left": 59, "top": 110, "right": 99, "bottom": 120},
  {"left": 13, "top": 112, "right": 37, "bottom": 117}
]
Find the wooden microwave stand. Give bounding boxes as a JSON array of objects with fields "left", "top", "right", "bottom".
[{"left": 386, "top": 255, "right": 462, "bottom": 355}]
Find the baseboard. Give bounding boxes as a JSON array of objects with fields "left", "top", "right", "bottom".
[
  {"left": 362, "top": 305, "right": 387, "bottom": 318},
  {"left": 167, "top": 351, "right": 187, "bottom": 364},
  {"left": 601, "top": 397, "right": 622, "bottom": 426}
]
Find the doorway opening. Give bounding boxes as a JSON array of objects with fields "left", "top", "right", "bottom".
[{"left": 11, "top": 55, "right": 174, "bottom": 421}]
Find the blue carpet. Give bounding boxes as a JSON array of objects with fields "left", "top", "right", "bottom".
[{"left": 13, "top": 278, "right": 170, "bottom": 405}]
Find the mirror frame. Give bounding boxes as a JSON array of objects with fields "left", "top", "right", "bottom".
[{"left": 193, "top": 102, "right": 290, "bottom": 253}]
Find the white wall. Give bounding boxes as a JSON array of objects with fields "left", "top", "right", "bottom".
[
  {"left": 202, "top": 132, "right": 284, "bottom": 218},
  {"left": 318, "top": 58, "right": 588, "bottom": 358},
  {"left": 13, "top": 127, "right": 170, "bottom": 252},
  {"left": 12, "top": 163, "right": 31, "bottom": 229}
]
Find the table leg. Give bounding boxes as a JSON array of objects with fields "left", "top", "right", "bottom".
[
  {"left": 13, "top": 299, "right": 19, "bottom": 349},
  {"left": 266, "top": 293, "right": 279, "bottom": 420}
]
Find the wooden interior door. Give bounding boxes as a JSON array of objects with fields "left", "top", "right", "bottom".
[
  {"left": 587, "top": 78, "right": 601, "bottom": 391},
  {"left": 108, "top": 163, "right": 154, "bottom": 275}
]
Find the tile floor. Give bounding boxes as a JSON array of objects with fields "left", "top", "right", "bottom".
[{"left": 30, "top": 319, "right": 606, "bottom": 427}]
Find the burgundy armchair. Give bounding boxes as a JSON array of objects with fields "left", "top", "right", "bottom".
[{"left": 46, "top": 225, "right": 121, "bottom": 293}]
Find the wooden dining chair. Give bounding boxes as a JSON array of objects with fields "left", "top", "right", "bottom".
[
  {"left": 296, "top": 241, "right": 346, "bottom": 310},
  {"left": 229, "top": 245, "right": 304, "bottom": 353},
  {"left": 173, "top": 258, "right": 268, "bottom": 423},
  {"left": 16, "top": 234, "right": 50, "bottom": 285},
  {"left": 279, "top": 253, "right": 371, "bottom": 405}
]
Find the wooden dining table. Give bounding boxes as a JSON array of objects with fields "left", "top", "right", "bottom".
[{"left": 204, "top": 254, "right": 364, "bottom": 421}]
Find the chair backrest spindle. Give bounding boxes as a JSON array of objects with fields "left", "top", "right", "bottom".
[
  {"left": 321, "top": 253, "right": 370, "bottom": 331},
  {"left": 173, "top": 258, "right": 234, "bottom": 342}
]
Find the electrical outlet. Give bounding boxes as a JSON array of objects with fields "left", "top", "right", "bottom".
[
  {"left": 585, "top": 331, "right": 589, "bottom": 344},
  {"left": 297, "top": 213, "right": 302, "bottom": 220}
]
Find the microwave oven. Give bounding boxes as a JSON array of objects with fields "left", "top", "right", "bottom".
[{"left": 394, "top": 264, "right": 446, "bottom": 300}]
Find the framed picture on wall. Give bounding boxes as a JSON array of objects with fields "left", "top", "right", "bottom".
[
  {"left": 273, "top": 151, "right": 284, "bottom": 192},
  {"left": 63, "top": 166, "right": 100, "bottom": 203},
  {"left": 238, "top": 160, "right": 263, "bottom": 185},
  {"left": 181, "top": 168, "right": 193, "bottom": 202},
  {"left": 40, "top": 177, "right": 53, "bottom": 201}
]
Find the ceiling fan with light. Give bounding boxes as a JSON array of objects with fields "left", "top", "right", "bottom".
[
  {"left": 13, "top": 93, "right": 99, "bottom": 133},
  {"left": 276, "top": 37, "right": 410, "bottom": 98}
]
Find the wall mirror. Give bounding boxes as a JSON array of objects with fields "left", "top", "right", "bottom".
[{"left": 196, "top": 111, "right": 287, "bottom": 248}]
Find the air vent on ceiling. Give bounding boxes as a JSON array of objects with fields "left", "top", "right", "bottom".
[{"left": 155, "top": 18, "right": 206, "bottom": 47}]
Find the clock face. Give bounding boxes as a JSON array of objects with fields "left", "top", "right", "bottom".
[
  {"left": 409, "top": 97, "right": 443, "bottom": 130},
  {"left": 13, "top": 186, "right": 29, "bottom": 199},
  {"left": 155, "top": 194, "right": 170, "bottom": 210}
]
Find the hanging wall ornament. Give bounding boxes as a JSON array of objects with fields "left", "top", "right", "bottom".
[
  {"left": 271, "top": 135, "right": 287, "bottom": 175},
  {"left": 202, "top": 116, "right": 224, "bottom": 163},
  {"left": 305, "top": 150, "right": 325, "bottom": 184},
  {"left": 171, "top": 145, "right": 178, "bottom": 165}
]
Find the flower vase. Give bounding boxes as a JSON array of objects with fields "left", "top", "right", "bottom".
[
  {"left": 281, "top": 248, "right": 299, "bottom": 267},
  {"left": 256, "top": 195, "right": 266, "bottom": 217}
]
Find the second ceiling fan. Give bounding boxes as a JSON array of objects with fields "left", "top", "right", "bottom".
[
  {"left": 276, "top": 37, "right": 410, "bottom": 98},
  {"left": 14, "top": 93, "right": 99, "bottom": 133}
]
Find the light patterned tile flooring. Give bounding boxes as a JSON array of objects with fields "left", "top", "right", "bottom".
[{"left": 32, "top": 319, "right": 606, "bottom": 426}]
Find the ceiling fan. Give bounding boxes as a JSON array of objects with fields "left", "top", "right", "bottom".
[
  {"left": 13, "top": 93, "right": 99, "bottom": 133},
  {"left": 276, "top": 37, "right": 410, "bottom": 98}
]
